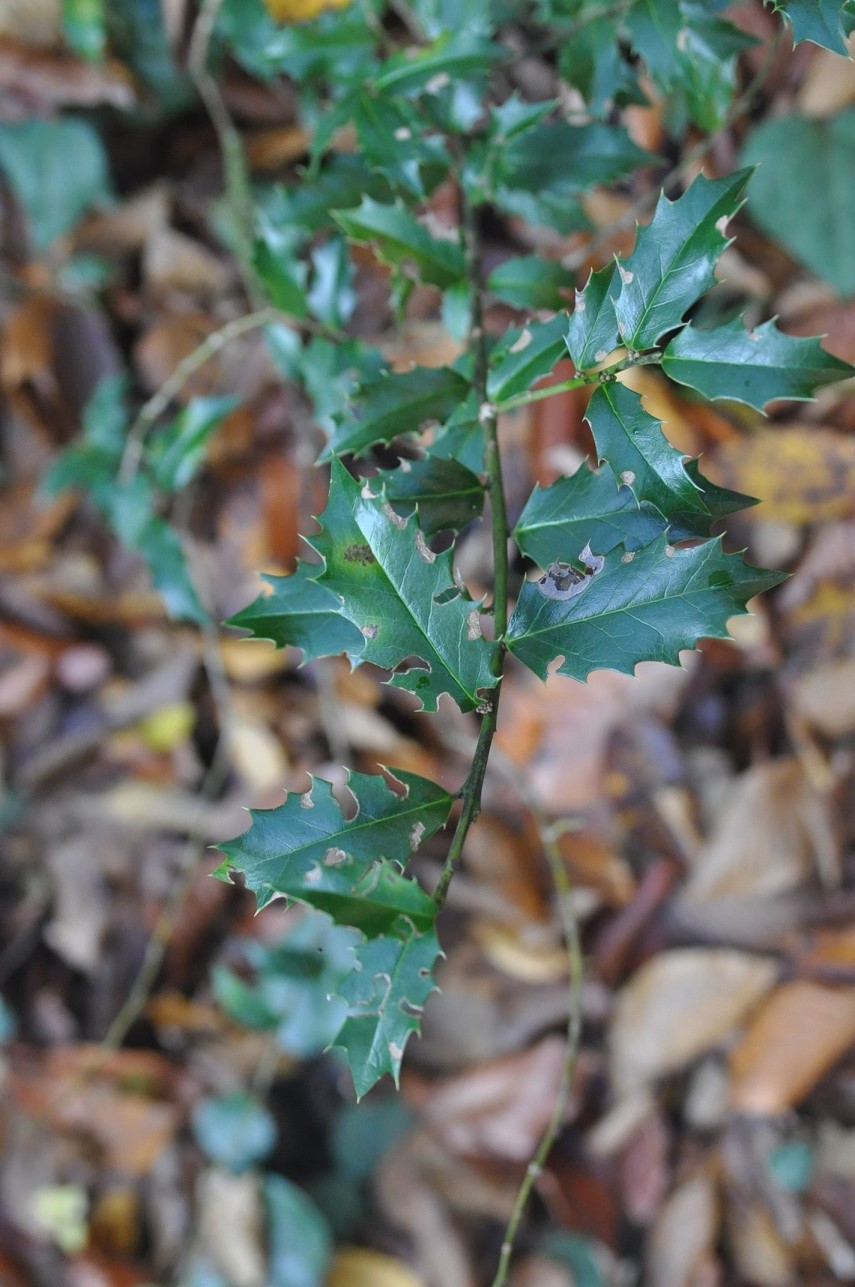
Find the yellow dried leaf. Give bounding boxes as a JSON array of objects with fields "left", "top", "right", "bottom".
[
  {"left": 710, "top": 426, "right": 855, "bottom": 524},
  {"left": 327, "top": 1247, "right": 425, "bottom": 1287},
  {"left": 263, "top": 0, "right": 351, "bottom": 23},
  {"left": 730, "top": 981, "right": 855, "bottom": 1114}
]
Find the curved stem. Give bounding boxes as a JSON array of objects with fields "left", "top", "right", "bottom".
[
  {"left": 491, "top": 807, "right": 584, "bottom": 1287},
  {"left": 118, "top": 306, "right": 280, "bottom": 482},
  {"left": 493, "top": 350, "right": 662, "bottom": 415}
]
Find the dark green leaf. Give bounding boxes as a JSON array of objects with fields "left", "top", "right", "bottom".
[
  {"left": 213, "top": 913, "right": 358, "bottom": 1056},
  {"left": 565, "top": 263, "right": 621, "bottom": 370},
  {"left": 267, "top": 332, "right": 386, "bottom": 435},
  {"left": 494, "top": 121, "right": 652, "bottom": 233},
  {"left": 558, "top": 16, "right": 644, "bottom": 116},
  {"left": 335, "top": 925, "right": 442, "bottom": 1095},
  {"left": 215, "top": 769, "right": 451, "bottom": 928},
  {"left": 353, "top": 90, "right": 449, "bottom": 199},
  {"left": 586, "top": 382, "right": 707, "bottom": 518},
  {"left": 487, "top": 314, "right": 569, "bottom": 403},
  {"left": 0, "top": 118, "right": 111, "bottom": 250},
  {"left": 430, "top": 393, "right": 485, "bottom": 472},
  {"left": 626, "top": 1, "right": 755, "bottom": 130},
  {"left": 261, "top": 156, "right": 392, "bottom": 236},
  {"left": 192, "top": 1093, "right": 276, "bottom": 1174},
  {"left": 381, "top": 456, "right": 485, "bottom": 536},
  {"left": 150, "top": 397, "right": 239, "bottom": 492},
  {"left": 334, "top": 197, "right": 465, "bottom": 288},
  {"left": 109, "top": 0, "right": 190, "bottom": 108},
  {"left": 670, "top": 459, "right": 759, "bottom": 539},
  {"left": 507, "top": 535, "right": 786, "bottom": 681},
  {"left": 220, "top": 0, "right": 376, "bottom": 84},
  {"left": 772, "top": 0, "right": 855, "bottom": 54},
  {"left": 373, "top": 32, "right": 503, "bottom": 95},
  {"left": 514, "top": 461, "right": 668, "bottom": 561},
  {"left": 614, "top": 169, "right": 751, "bottom": 350},
  {"left": 662, "top": 318, "right": 855, "bottom": 410},
  {"left": 323, "top": 366, "right": 469, "bottom": 460},
  {"left": 742, "top": 111, "right": 855, "bottom": 297},
  {"left": 488, "top": 256, "right": 574, "bottom": 310},
  {"left": 312, "top": 461, "right": 497, "bottom": 711},
  {"left": 265, "top": 1175, "right": 332, "bottom": 1287},
  {"left": 227, "top": 563, "right": 366, "bottom": 662}
]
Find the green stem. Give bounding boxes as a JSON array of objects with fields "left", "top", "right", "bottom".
[
  {"left": 494, "top": 350, "right": 662, "bottom": 415},
  {"left": 434, "top": 190, "right": 509, "bottom": 909}
]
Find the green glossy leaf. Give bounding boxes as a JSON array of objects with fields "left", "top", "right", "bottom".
[
  {"left": 216, "top": 768, "right": 451, "bottom": 928},
  {"left": 742, "top": 111, "right": 855, "bottom": 297},
  {"left": 62, "top": 0, "right": 106, "bottom": 60},
  {"left": 334, "top": 197, "right": 465, "bottom": 288},
  {"left": 265, "top": 1175, "right": 332, "bottom": 1287},
  {"left": 772, "top": 0, "right": 855, "bottom": 54},
  {"left": 430, "top": 393, "right": 484, "bottom": 472},
  {"left": 373, "top": 31, "right": 503, "bottom": 95},
  {"left": 488, "top": 314, "right": 569, "bottom": 403},
  {"left": 308, "top": 237, "right": 355, "bottom": 329},
  {"left": 487, "top": 256, "right": 574, "bottom": 310},
  {"left": 565, "top": 264, "right": 621, "bottom": 370},
  {"left": 150, "top": 397, "right": 239, "bottom": 491},
  {"left": 614, "top": 169, "right": 751, "bottom": 350},
  {"left": 324, "top": 366, "right": 469, "bottom": 460},
  {"left": 558, "top": 16, "right": 644, "bottom": 116},
  {"left": 495, "top": 121, "right": 652, "bottom": 233},
  {"left": 253, "top": 213, "right": 309, "bottom": 316},
  {"left": 353, "top": 90, "right": 449, "bottom": 199},
  {"left": 335, "top": 925, "right": 442, "bottom": 1095},
  {"left": 514, "top": 461, "right": 668, "bottom": 561},
  {"left": 586, "top": 382, "right": 707, "bottom": 518},
  {"left": 192, "top": 1093, "right": 276, "bottom": 1174},
  {"left": 662, "top": 318, "right": 855, "bottom": 410},
  {"left": 0, "top": 118, "right": 111, "bottom": 250},
  {"left": 227, "top": 563, "right": 366, "bottom": 662},
  {"left": 507, "top": 535, "right": 786, "bottom": 681},
  {"left": 626, "top": 1, "right": 755, "bottom": 131},
  {"left": 670, "top": 459, "right": 760, "bottom": 540},
  {"left": 382, "top": 456, "right": 484, "bottom": 536},
  {"left": 312, "top": 461, "right": 497, "bottom": 711}
]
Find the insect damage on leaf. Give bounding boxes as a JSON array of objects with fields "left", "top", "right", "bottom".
[{"left": 537, "top": 541, "right": 606, "bottom": 601}]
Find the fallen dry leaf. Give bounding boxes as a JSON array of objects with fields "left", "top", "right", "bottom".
[
  {"left": 611, "top": 949, "right": 778, "bottom": 1090},
  {"left": 729, "top": 980, "right": 855, "bottom": 1114},
  {"left": 683, "top": 758, "right": 835, "bottom": 901},
  {"left": 791, "top": 658, "right": 855, "bottom": 735},
  {"left": 710, "top": 427, "right": 855, "bottom": 525},
  {"left": 647, "top": 1172, "right": 719, "bottom": 1287},
  {"left": 192, "top": 1169, "right": 265, "bottom": 1287},
  {"left": 797, "top": 46, "right": 855, "bottom": 118},
  {"left": 725, "top": 1199, "right": 793, "bottom": 1287},
  {"left": 327, "top": 1247, "right": 425, "bottom": 1287},
  {"left": 418, "top": 1036, "right": 571, "bottom": 1161}
]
